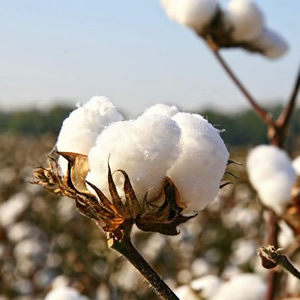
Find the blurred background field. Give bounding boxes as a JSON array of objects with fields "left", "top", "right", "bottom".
[{"left": 0, "top": 104, "right": 299, "bottom": 300}]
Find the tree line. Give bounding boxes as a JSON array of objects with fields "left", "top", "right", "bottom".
[{"left": 0, "top": 105, "right": 299, "bottom": 149}]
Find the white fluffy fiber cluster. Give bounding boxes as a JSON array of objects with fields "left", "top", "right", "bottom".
[
  {"left": 161, "top": 0, "right": 288, "bottom": 58},
  {"left": 211, "top": 274, "right": 266, "bottom": 300},
  {"left": 45, "top": 287, "right": 89, "bottom": 300},
  {"left": 57, "top": 99, "right": 229, "bottom": 212},
  {"left": 56, "top": 96, "right": 123, "bottom": 174},
  {"left": 161, "top": 0, "right": 219, "bottom": 33},
  {"left": 292, "top": 155, "right": 300, "bottom": 175},
  {"left": 246, "top": 145, "right": 296, "bottom": 215}
]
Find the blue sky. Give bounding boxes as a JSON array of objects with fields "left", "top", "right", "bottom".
[{"left": 0, "top": 0, "right": 299, "bottom": 117}]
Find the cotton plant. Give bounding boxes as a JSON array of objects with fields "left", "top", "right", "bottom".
[
  {"left": 33, "top": 96, "right": 229, "bottom": 299},
  {"left": 161, "top": 0, "right": 288, "bottom": 58}
]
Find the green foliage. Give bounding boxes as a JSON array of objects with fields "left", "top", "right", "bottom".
[{"left": 0, "top": 106, "right": 71, "bottom": 136}]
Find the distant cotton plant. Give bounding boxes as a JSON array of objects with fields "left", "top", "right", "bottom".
[
  {"left": 211, "top": 273, "right": 267, "bottom": 300},
  {"left": 246, "top": 145, "right": 296, "bottom": 215},
  {"left": 160, "top": 0, "right": 288, "bottom": 58}
]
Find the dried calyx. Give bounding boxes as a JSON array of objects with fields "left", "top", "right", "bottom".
[{"left": 33, "top": 151, "right": 196, "bottom": 241}]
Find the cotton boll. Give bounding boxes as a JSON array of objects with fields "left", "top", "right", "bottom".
[
  {"left": 142, "top": 103, "right": 179, "bottom": 118},
  {"left": 45, "top": 287, "right": 89, "bottom": 300},
  {"left": 251, "top": 29, "right": 288, "bottom": 59},
  {"left": 161, "top": 0, "right": 219, "bottom": 33},
  {"left": 247, "top": 145, "right": 296, "bottom": 215},
  {"left": 167, "top": 113, "right": 229, "bottom": 212},
  {"left": 87, "top": 114, "right": 181, "bottom": 201},
  {"left": 278, "top": 220, "right": 294, "bottom": 248},
  {"left": 174, "top": 285, "right": 199, "bottom": 300},
  {"left": 0, "top": 193, "right": 29, "bottom": 228},
  {"left": 212, "top": 274, "right": 266, "bottom": 300},
  {"left": 293, "top": 156, "right": 300, "bottom": 175},
  {"left": 191, "top": 275, "right": 223, "bottom": 299},
  {"left": 226, "top": 0, "right": 264, "bottom": 42},
  {"left": 258, "top": 172, "right": 295, "bottom": 214},
  {"left": 56, "top": 96, "right": 123, "bottom": 173}
]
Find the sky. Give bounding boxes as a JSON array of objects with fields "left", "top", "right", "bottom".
[{"left": 0, "top": 0, "right": 299, "bottom": 117}]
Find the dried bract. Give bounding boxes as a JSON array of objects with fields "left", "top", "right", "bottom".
[{"left": 33, "top": 152, "right": 196, "bottom": 241}]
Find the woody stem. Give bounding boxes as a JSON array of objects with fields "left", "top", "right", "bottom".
[{"left": 109, "top": 230, "right": 178, "bottom": 300}]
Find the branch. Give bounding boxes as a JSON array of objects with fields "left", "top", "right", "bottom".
[
  {"left": 260, "top": 245, "right": 300, "bottom": 280},
  {"left": 206, "top": 39, "right": 274, "bottom": 127},
  {"left": 277, "top": 63, "right": 300, "bottom": 129},
  {"left": 108, "top": 232, "right": 179, "bottom": 300}
]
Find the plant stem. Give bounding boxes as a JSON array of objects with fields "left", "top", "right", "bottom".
[
  {"left": 109, "top": 233, "right": 179, "bottom": 300},
  {"left": 206, "top": 40, "right": 274, "bottom": 127},
  {"left": 265, "top": 213, "right": 279, "bottom": 300},
  {"left": 277, "top": 63, "right": 300, "bottom": 129},
  {"left": 260, "top": 245, "right": 300, "bottom": 280}
]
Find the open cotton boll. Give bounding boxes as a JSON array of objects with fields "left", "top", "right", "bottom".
[
  {"left": 251, "top": 28, "right": 288, "bottom": 58},
  {"left": 258, "top": 172, "right": 295, "bottom": 214},
  {"left": 87, "top": 114, "right": 181, "bottom": 202},
  {"left": 167, "top": 113, "right": 229, "bottom": 212},
  {"left": 247, "top": 145, "right": 296, "bottom": 215},
  {"left": 278, "top": 220, "right": 294, "bottom": 248},
  {"left": 226, "top": 0, "right": 264, "bottom": 42},
  {"left": 174, "top": 285, "right": 199, "bottom": 300},
  {"left": 211, "top": 274, "right": 266, "bottom": 300},
  {"left": 161, "top": 0, "right": 219, "bottom": 33},
  {"left": 292, "top": 156, "right": 300, "bottom": 175},
  {"left": 56, "top": 96, "right": 123, "bottom": 173},
  {"left": 45, "top": 287, "right": 89, "bottom": 300},
  {"left": 191, "top": 275, "right": 223, "bottom": 299},
  {"left": 142, "top": 103, "right": 179, "bottom": 118}
]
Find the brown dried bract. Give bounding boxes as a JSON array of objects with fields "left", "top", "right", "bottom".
[{"left": 32, "top": 152, "right": 197, "bottom": 240}]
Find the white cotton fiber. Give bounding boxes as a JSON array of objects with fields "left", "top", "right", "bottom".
[
  {"left": 87, "top": 114, "right": 182, "bottom": 201},
  {"left": 251, "top": 29, "right": 289, "bottom": 59},
  {"left": 226, "top": 0, "right": 264, "bottom": 42},
  {"left": 212, "top": 274, "right": 266, "bottom": 300},
  {"left": 292, "top": 155, "right": 300, "bottom": 175},
  {"left": 247, "top": 145, "right": 296, "bottom": 215},
  {"left": 167, "top": 113, "right": 229, "bottom": 212},
  {"left": 174, "top": 285, "right": 199, "bottom": 300},
  {"left": 191, "top": 275, "right": 223, "bottom": 299},
  {"left": 142, "top": 103, "right": 179, "bottom": 118},
  {"left": 45, "top": 287, "right": 89, "bottom": 300},
  {"left": 56, "top": 96, "right": 123, "bottom": 173},
  {"left": 161, "top": 0, "right": 219, "bottom": 33}
]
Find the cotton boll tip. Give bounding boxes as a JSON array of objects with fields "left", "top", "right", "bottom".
[
  {"left": 226, "top": 0, "right": 264, "bottom": 42},
  {"left": 141, "top": 103, "right": 179, "bottom": 118},
  {"left": 161, "top": 0, "right": 219, "bottom": 34},
  {"left": 251, "top": 29, "right": 289, "bottom": 59}
]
